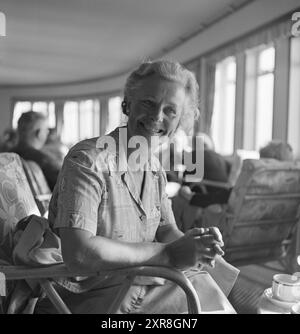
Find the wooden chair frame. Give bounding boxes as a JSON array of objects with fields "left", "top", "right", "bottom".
[
  {"left": 0, "top": 264, "right": 201, "bottom": 314},
  {"left": 0, "top": 153, "right": 201, "bottom": 314}
]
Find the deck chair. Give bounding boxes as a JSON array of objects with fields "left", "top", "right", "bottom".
[
  {"left": 201, "top": 158, "right": 300, "bottom": 271},
  {"left": 21, "top": 159, "right": 52, "bottom": 216},
  {"left": 0, "top": 152, "right": 200, "bottom": 314}
]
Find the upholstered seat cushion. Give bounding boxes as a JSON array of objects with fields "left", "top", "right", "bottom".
[
  {"left": 202, "top": 158, "right": 300, "bottom": 265},
  {"left": 0, "top": 153, "right": 40, "bottom": 258},
  {"left": 21, "top": 159, "right": 52, "bottom": 216},
  {"left": 228, "top": 159, "right": 300, "bottom": 218}
]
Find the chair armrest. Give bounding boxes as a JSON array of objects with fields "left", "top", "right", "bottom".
[
  {"left": 200, "top": 180, "right": 232, "bottom": 190},
  {"left": 34, "top": 194, "right": 52, "bottom": 217},
  {"left": 35, "top": 194, "right": 52, "bottom": 202},
  {"left": 0, "top": 264, "right": 201, "bottom": 314}
]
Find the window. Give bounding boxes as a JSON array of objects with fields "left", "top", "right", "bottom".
[
  {"left": 47, "top": 102, "right": 56, "bottom": 128},
  {"left": 79, "top": 100, "right": 94, "bottom": 141},
  {"left": 12, "top": 101, "right": 56, "bottom": 129},
  {"left": 288, "top": 37, "right": 300, "bottom": 160},
  {"left": 61, "top": 101, "right": 79, "bottom": 146},
  {"left": 106, "top": 96, "right": 124, "bottom": 134},
  {"left": 244, "top": 45, "right": 275, "bottom": 150},
  {"left": 211, "top": 56, "right": 236, "bottom": 156},
  {"left": 61, "top": 99, "right": 100, "bottom": 146},
  {"left": 13, "top": 97, "right": 101, "bottom": 147}
]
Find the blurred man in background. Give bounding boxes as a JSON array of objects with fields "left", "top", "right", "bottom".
[
  {"left": 13, "top": 111, "right": 61, "bottom": 190},
  {"left": 44, "top": 128, "right": 68, "bottom": 167}
]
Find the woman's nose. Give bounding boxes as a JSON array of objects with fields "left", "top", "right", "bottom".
[{"left": 150, "top": 107, "right": 164, "bottom": 122}]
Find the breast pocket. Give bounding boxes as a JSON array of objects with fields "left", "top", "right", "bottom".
[{"left": 145, "top": 205, "right": 161, "bottom": 241}]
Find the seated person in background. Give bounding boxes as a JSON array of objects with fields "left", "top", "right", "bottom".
[
  {"left": 180, "top": 145, "right": 232, "bottom": 207},
  {"left": 226, "top": 149, "right": 260, "bottom": 187},
  {"left": 260, "top": 141, "right": 298, "bottom": 271},
  {"left": 191, "top": 134, "right": 231, "bottom": 191},
  {"left": 12, "top": 111, "right": 61, "bottom": 191},
  {"left": 44, "top": 128, "right": 69, "bottom": 167},
  {"left": 0, "top": 128, "right": 18, "bottom": 152},
  {"left": 172, "top": 135, "right": 232, "bottom": 231},
  {"left": 39, "top": 60, "right": 238, "bottom": 314},
  {"left": 161, "top": 128, "right": 191, "bottom": 184},
  {"left": 259, "top": 140, "right": 294, "bottom": 161}
]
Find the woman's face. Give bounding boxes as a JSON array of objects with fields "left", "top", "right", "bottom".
[{"left": 127, "top": 74, "right": 187, "bottom": 145}]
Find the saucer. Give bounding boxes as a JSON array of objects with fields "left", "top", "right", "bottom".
[
  {"left": 264, "top": 288, "right": 298, "bottom": 309},
  {"left": 291, "top": 302, "right": 300, "bottom": 314}
]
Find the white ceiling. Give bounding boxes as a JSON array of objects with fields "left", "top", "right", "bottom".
[{"left": 0, "top": 0, "right": 253, "bottom": 86}]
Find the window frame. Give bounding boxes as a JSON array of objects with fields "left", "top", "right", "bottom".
[
  {"left": 243, "top": 43, "right": 276, "bottom": 151},
  {"left": 211, "top": 56, "right": 237, "bottom": 156}
]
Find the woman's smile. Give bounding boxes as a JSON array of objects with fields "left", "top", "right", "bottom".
[
  {"left": 137, "top": 120, "right": 165, "bottom": 136},
  {"left": 127, "top": 75, "right": 186, "bottom": 142}
]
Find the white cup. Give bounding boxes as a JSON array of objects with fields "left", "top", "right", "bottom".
[
  {"left": 291, "top": 302, "right": 300, "bottom": 314},
  {"left": 272, "top": 274, "right": 300, "bottom": 303}
]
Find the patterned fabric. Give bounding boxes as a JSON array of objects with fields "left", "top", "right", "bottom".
[
  {"left": 202, "top": 159, "right": 300, "bottom": 264},
  {"left": 48, "top": 127, "right": 177, "bottom": 290},
  {"left": 13, "top": 144, "right": 60, "bottom": 191},
  {"left": 228, "top": 159, "right": 300, "bottom": 220},
  {"left": 45, "top": 127, "right": 238, "bottom": 312},
  {"left": 22, "top": 159, "right": 52, "bottom": 216},
  {"left": 49, "top": 127, "right": 177, "bottom": 242},
  {"left": 0, "top": 153, "right": 40, "bottom": 258}
]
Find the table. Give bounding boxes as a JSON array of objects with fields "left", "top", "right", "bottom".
[{"left": 257, "top": 216, "right": 300, "bottom": 314}]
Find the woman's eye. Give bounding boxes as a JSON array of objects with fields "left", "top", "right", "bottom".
[
  {"left": 165, "top": 107, "right": 177, "bottom": 115},
  {"left": 142, "top": 100, "right": 154, "bottom": 108}
]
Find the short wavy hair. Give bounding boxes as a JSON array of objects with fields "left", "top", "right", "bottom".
[
  {"left": 123, "top": 60, "right": 200, "bottom": 135},
  {"left": 17, "top": 111, "right": 46, "bottom": 134},
  {"left": 259, "top": 140, "right": 293, "bottom": 161}
]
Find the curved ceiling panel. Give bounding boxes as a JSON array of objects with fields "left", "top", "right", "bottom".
[{"left": 0, "top": 0, "right": 253, "bottom": 86}]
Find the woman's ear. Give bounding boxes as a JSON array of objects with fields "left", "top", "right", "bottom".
[{"left": 122, "top": 98, "right": 130, "bottom": 116}]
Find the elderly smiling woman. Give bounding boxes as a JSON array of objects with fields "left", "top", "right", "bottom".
[{"left": 38, "top": 60, "right": 238, "bottom": 314}]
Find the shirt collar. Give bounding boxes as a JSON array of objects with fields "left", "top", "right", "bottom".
[{"left": 103, "top": 126, "right": 162, "bottom": 175}]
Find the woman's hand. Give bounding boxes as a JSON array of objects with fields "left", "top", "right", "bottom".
[{"left": 166, "top": 227, "right": 225, "bottom": 270}]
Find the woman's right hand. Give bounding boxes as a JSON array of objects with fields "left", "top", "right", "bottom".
[{"left": 166, "top": 227, "right": 225, "bottom": 270}]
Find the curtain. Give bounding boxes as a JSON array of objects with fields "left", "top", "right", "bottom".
[
  {"left": 203, "top": 61, "right": 216, "bottom": 136},
  {"left": 207, "top": 19, "right": 292, "bottom": 64},
  {"left": 54, "top": 101, "right": 65, "bottom": 137},
  {"left": 194, "top": 58, "right": 215, "bottom": 137},
  {"left": 192, "top": 17, "right": 292, "bottom": 136}
]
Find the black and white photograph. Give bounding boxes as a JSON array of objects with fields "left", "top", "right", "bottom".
[{"left": 0, "top": 0, "right": 300, "bottom": 317}]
